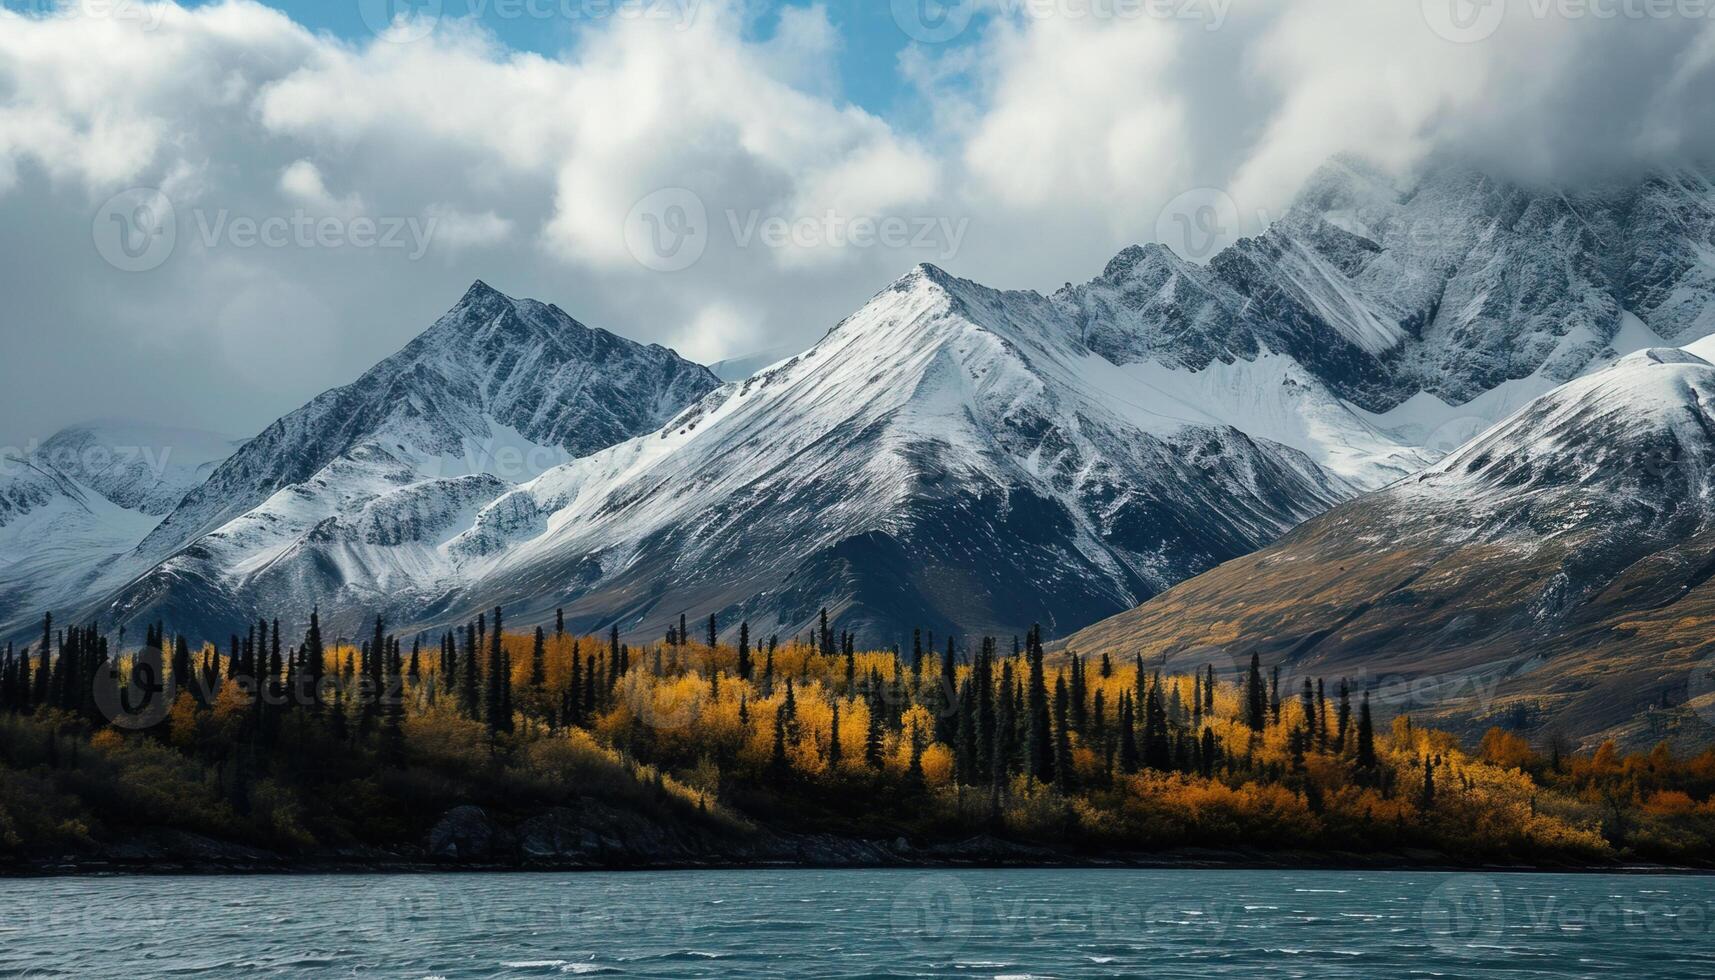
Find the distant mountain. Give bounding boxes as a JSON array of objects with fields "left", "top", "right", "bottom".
[
  {"left": 1058, "top": 158, "right": 1715, "bottom": 454},
  {"left": 0, "top": 422, "right": 239, "bottom": 624},
  {"left": 14, "top": 156, "right": 1715, "bottom": 653},
  {"left": 425, "top": 264, "right": 1352, "bottom": 643},
  {"left": 133, "top": 281, "right": 720, "bottom": 563},
  {"left": 1060, "top": 348, "right": 1715, "bottom": 748},
  {"left": 6, "top": 282, "right": 719, "bottom": 643}
]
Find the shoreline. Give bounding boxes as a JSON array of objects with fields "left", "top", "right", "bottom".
[{"left": 9, "top": 846, "right": 1710, "bottom": 879}]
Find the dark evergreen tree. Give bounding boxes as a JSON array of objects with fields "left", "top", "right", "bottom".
[
  {"left": 1052, "top": 673, "right": 1075, "bottom": 793},
  {"left": 1025, "top": 626, "right": 1052, "bottom": 782},
  {"left": 737, "top": 621, "right": 752, "bottom": 680},
  {"left": 1355, "top": 692, "right": 1377, "bottom": 770},
  {"left": 1244, "top": 652, "right": 1267, "bottom": 733}
]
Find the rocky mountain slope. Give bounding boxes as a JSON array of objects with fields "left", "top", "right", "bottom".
[
  {"left": 3, "top": 283, "right": 720, "bottom": 643},
  {"left": 0, "top": 423, "right": 239, "bottom": 624},
  {"left": 1061, "top": 349, "right": 1715, "bottom": 748},
  {"left": 10, "top": 156, "right": 1715, "bottom": 653}
]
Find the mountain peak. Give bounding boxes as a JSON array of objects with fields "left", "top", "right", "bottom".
[{"left": 459, "top": 279, "right": 506, "bottom": 305}]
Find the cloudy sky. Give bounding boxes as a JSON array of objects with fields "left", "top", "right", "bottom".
[{"left": 2, "top": 0, "right": 1714, "bottom": 448}]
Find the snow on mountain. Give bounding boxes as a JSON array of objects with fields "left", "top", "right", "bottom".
[
  {"left": 133, "top": 281, "right": 720, "bottom": 565},
  {"left": 11, "top": 282, "right": 720, "bottom": 643},
  {"left": 1059, "top": 157, "right": 1715, "bottom": 430},
  {"left": 0, "top": 422, "right": 238, "bottom": 626},
  {"left": 225, "top": 264, "right": 1351, "bottom": 644},
  {"left": 1060, "top": 349, "right": 1715, "bottom": 746},
  {"left": 17, "top": 157, "right": 1715, "bottom": 648}
]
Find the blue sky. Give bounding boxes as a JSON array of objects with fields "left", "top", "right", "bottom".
[{"left": 243, "top": 0, "right": 949, "bottom": 117}]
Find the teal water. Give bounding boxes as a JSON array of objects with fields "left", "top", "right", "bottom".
[{"left": 1, "top": 869, "right": 1710, "bottom": 977}]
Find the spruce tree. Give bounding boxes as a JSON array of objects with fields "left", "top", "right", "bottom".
[
  {"left": 1244, "top": 652, "right": 1267, "bottom": 733},
  {"left": 1025, "top": 626, "right": 1052, "bottom": 782},
  {"left": 530, "top": 626, "right": 547, "bottom": 689},
  {"left": 1355, "top": 692, "right": 1377, "bottom": 770},
  {"left": 737, "top": 622, "right": 752, "bottom": 681},
  {"left": 1052, "top": 674, "right": 1075, "bottom": 793}
]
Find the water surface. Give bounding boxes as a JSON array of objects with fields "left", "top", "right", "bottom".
[{"left": 1, "top": 868, "right": 1710, "bottom": 977}]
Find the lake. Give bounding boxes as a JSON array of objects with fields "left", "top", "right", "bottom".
[{"left": 1, "top": 869, "right": 1710, "bottom": 977}]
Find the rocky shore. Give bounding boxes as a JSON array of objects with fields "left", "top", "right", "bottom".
[{"left": 4, "top": 798, "right": 1703, "bottom": 877}]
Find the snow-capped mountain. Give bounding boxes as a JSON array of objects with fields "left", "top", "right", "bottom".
[
  {"left": 13, "top": 156, "right": 1715, "bottom": 651},
  {"left": 134, "top": 281, "right": 720, "bottom": 563},
  {"left": 0, "top": 422, "right": 239, "bottom": 622},
  {"left": 1061, "top": 348, "right": 1715, "bottom": 747},
  {"left": 114, "top": 264, "right": 1347, "bottom": 645},
  {"left": 3, "top": 282, "right": 720, "bottom": 643},
  {"left": 1058, "top": 158, "right": 1715, "bottom": 456}
]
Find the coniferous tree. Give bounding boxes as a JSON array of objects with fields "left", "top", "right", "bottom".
[
  {"left": 707, "top": 612, "right": 717, "bottom": 650},
  {"left": 1052, "top": 674, "right": 1075, "bottom": 792},
  {"left": 1355, "top": 692, "right": 1377, "bottom": 770},
  {"left": 1269, "top": 665, "right": 1281, "bottom": 726},
  {"left": 1025, "top": 626, "right": 1052, "bottom": 782},
  {"left": 1300, "top": 677, "right": 1316, "bottom": 742},
  {"left": 1421, "top": 755, "right": 1436, "bottom": 808},
  {"left": 1118, "top": 693, "right": 1140, "bottom": 774},
  {"left": 1069, "top": 653, "right": 1088, "bottom": 734},
  {"left": 458, "top": 622, "right": 480, "bottom": 720},
  {"left": 1143, "top": 675, "right": 1171, "bottom": 771},
  {"left": 1335, "top": 679, "right": 1352, "bottom": 753},
  {"left": 770, "top": 699, "right": 790, "bottom": 774},
  {"left": 1316, "top": 679, "right": 1329, "bottom": 752},
  {"left": 1244, "top": 652, "right": 1267, "bottom": 733},
  {"left": 992, "top": 660, "right": 1015, "bottom": 799},
  {"left": 485, "top": 608, "right": 506, "bottom": 737},
  {"left": 530, "top": 626, "right": 547, "bottom": 690},
  {"left": 1200, "top": 725, "right": 1217, "bottom": 777},
  {"left": 737, "top": 622, "right": 752, "bottom": 680}
]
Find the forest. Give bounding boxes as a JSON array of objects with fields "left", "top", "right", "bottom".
[{"left": 2, "top": 607, "right": 1713, "bottom": 868}]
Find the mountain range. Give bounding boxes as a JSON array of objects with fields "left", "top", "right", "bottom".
[{"left": 5, "top": 156, "right": 1715, "bottom": 740}]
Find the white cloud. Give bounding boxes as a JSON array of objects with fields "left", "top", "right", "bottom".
[
  {"left": 278, "top": 159, "right": 362, "bottom": 216},
  {"left": 2, "top": 0, "right": 1715, "bottom": 447}
]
